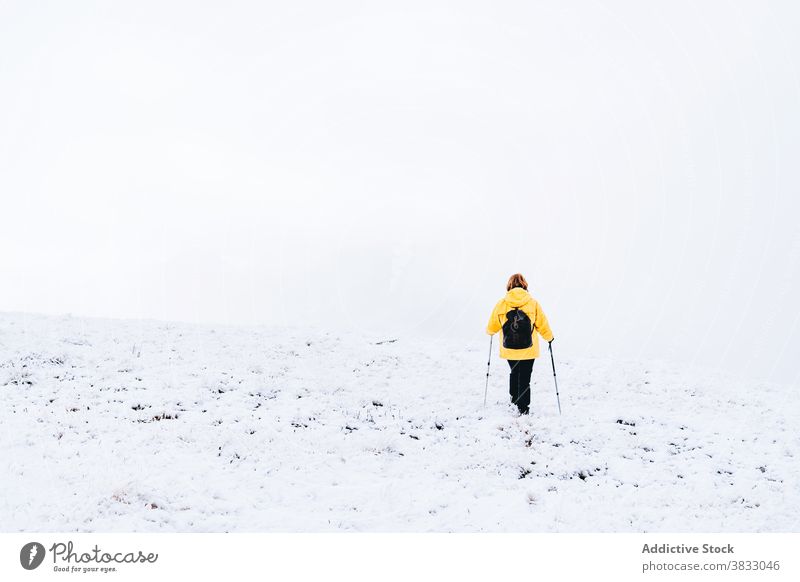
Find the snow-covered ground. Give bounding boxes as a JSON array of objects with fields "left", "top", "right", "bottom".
[{"left": 1, "top": 312, "right": 797, "bottom": 532}]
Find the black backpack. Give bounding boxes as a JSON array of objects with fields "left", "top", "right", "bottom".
[{"left": 502, "top": 307, "right": 533, "bottom": 349}]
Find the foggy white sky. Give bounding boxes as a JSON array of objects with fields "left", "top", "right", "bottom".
[{"left": 1, "top": 1, "right": 799, "bottom": 385}]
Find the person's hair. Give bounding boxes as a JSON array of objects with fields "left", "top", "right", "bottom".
[{"left": 506, "top": 273, "right": 528, "bottom": 291}]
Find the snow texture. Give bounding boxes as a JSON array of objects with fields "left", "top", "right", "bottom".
[{"left": 1, "top": 312, "right": 797, "bottom": 532}]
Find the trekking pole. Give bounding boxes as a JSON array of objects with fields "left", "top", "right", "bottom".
[
  {"left": 483, "top": 335, "right": 493, "bottom": 407},
  {"left": 548, "top": 341, "right": 562, "bottom": 415}
]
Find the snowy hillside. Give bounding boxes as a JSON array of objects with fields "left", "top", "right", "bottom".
[{"left": 1, "top": 312, "right": 797, "bottom": 532}]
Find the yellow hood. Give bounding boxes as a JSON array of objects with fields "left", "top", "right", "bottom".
[{"left": 504, "top": 287, "right": 532, "bottom": 308}]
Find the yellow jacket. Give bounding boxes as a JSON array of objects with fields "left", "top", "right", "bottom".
[{"left": 486, "top": 287, "right": 554, "bottom": 360}]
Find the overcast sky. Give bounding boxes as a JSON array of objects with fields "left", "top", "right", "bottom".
[{"left": 1, "top": 1, "right": 798, "bottom": 385}]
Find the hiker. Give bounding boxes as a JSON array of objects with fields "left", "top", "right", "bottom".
[{"left": 486, "top": 273, "right": 554, "bottom": 415}]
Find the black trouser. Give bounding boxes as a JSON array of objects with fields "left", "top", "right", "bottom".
[{"left": 507, "top": 359, "right": 534, "bottom": 413}]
